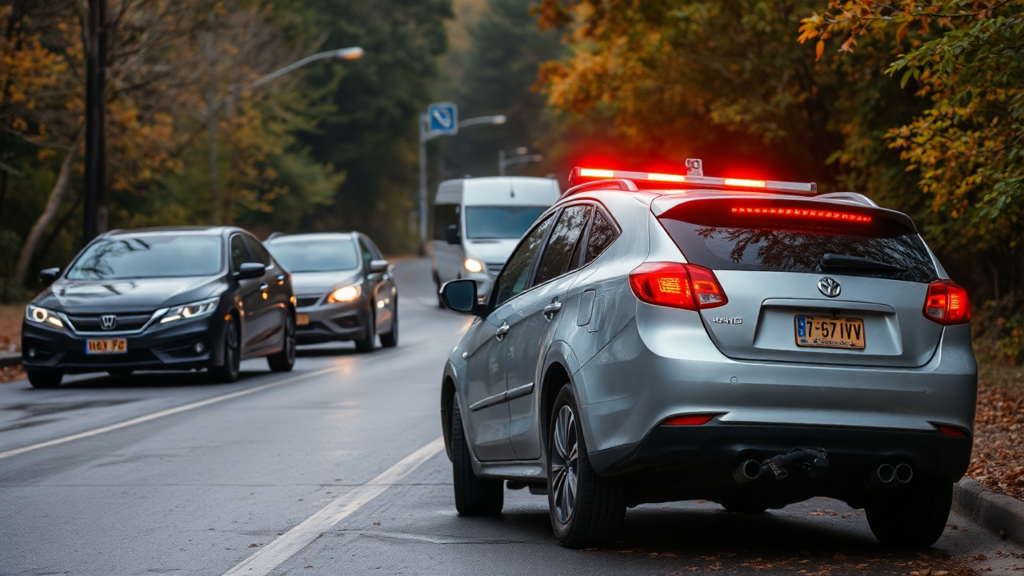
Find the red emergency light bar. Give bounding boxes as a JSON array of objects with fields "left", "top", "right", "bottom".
[{"left": 569, "top": 166, "right": 817, "bottom": 196}]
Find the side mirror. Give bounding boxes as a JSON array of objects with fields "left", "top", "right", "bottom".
[
  {"left": 446, "top": 224, "right": 461, "bottom": 245},
  {"left": 236, "top": 262, "right": 265, "bottom": 280},
  {"left": 441, "top": 279, "right": 486, "bottom": 316},
  {"left": 39, "top": 267, "right": 60, "bottom": 285},
  {"left": 369, "top": 259, "right": 389, "bottom": 274}
]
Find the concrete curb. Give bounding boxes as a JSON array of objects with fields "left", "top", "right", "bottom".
[
  {"left": 953, "top": 478, "right": 1024, "bottom": 547},
  {"left": 0, "top": 353, "right": 20, "bottom": 368}
]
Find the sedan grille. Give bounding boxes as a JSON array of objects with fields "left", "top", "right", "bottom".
[{"left": 66, "top": 312, "right": 154, "bottom": 332}]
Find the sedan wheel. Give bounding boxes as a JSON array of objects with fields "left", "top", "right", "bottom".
[
  {"left": 209, "top": 318, "right": 240, "bottom": 383},
  {"left": 551, "top": 405, "right": 579, "bottom": 524}
]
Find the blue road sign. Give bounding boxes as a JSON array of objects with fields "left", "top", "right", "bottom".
[{"left": 427, "top": 103, "right": 458, "bottom": 136}]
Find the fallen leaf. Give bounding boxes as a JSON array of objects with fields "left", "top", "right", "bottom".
[{"left": 248, "top": 543, "right": 259, "bottom": 548}]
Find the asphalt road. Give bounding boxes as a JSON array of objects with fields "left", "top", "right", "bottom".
[{"left": 1, "top": 258, "right": 1022, "bottom": 575}]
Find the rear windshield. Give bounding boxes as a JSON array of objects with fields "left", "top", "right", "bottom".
[
  {"left": 67, "top": 235, "right": 223, "bottom": 279},
  {"left": 465, "top": 206, "right": 548, "bottom": 239},
  {"left": 267, "top": 239, "right": 360, "bottom": 273},
  {"left": 658, "top": 199, "right": 937, "bottom": 283}
]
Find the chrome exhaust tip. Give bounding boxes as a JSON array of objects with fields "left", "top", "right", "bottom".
[
  {"left": 895, "top": 463, "right": 913, "bottom": 483},
  {"left": 874, "top": 463, "right": 896, "bottom": 485},
  {"left": 733, "top": 459, "right": 763, "bottom": 484}
]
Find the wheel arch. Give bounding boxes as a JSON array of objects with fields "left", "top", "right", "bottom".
[{"left": 441, "top": 361, "right": 458, "bottom": 462}]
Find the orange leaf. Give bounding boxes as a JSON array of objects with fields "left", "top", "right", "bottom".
[
  {"left": 896, "top": 21, "right": 910, "bottom": 42},
  {"left": 815, "top": 39, "right": 825, "bottom": 61}
]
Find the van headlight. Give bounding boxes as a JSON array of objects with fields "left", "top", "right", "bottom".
[
  {"left": 160, "top": 297, "right": 219, "bottom": 324},
  {"left": 327, "top": 284, "right": 361, "bottom": 303},
  {"left": 26, "top": 305, "right": 64, "bottom": 328},
  {"left": 464, "top": 258, "right": 485, "bottom": 273}
]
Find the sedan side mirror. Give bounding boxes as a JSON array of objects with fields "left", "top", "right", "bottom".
[
  {"left": 369, "top": 259, "right": 389, "bottom": 274},
  {"left": 440, "top": 279, "right": 486, "bottom": 316},
  {"left": 39, "top": 267, "right": 60, "bottom": 285},
  {"left": 446, "top": 224, "right": 461, "bottom": 245},
  {"left": 236, "top": 262, "right": 265, "bottom": 280}
]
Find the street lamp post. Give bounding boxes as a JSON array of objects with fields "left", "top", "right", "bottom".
[
  {"left": 498, "top": 148, "right": 543, "bottom": 176},
  {"left": 208, "top": 46, "right": 363, "bottom": 224},
  {"left": 82, "top": 0, "right": 108, "bottom": 244},
  {"left": 418, "top": 114, "right": 505, "bottom": 253}
]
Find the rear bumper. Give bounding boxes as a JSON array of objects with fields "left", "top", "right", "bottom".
[
  {"left": 21, "top": 317, "right": 221, "bottom": 374},
  {"left": 295, "top": 300, "right": 369, "bottom": 343}
]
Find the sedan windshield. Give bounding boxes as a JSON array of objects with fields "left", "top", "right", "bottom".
[
  {"left": 66, "top": 235, "right": 223, "bottom": 280},
  {"left": 267, "top": 239, "right": 360, "bottom": 272},
  {"left": 465, "top": 206, "right": 548, "bottom": 239}
]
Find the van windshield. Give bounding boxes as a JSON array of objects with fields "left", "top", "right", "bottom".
[{"left": 465, "top": 206, "right": 548, "bottom": 239}]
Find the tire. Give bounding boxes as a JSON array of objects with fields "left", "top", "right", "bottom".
[
  {"left": 209, "top": 318, "right": 241, "bottom": 383},
  {"left": 866, "top": 477, "right": 953, "bottom": 547},
  {"left": 354, "top": 306, "right": 376, "bottom": 353},
  {"left": 433, "top": 271, "right": 444, "bottom": 308},
  {"left": 451, "top": 396, "right": 503, "bottom": 515},
  {"left": 548, "top": 384, "right": 626, "bottom": 548},
  {"left": 267, "top": 314, "right": 296, "bottom": 372},
  {"left": 379, "top": 302, "right": 398, "bottom": 348},
  {"left": 27, "top": 370, "right": 63, "bottom": 389}
]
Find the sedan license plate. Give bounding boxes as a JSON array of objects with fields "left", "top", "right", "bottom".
[
  {"left": 297, "top": 314, "right": 309, "bottom": 326},
  {"left": 795, "top": 316, "right": 865, "bottom": 349},
  {"left": 85, "top": 338, "right": 127, "bottom": 354}
]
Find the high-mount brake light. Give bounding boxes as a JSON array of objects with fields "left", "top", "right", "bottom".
[
  {"left": 724, "top": 178, "right": 766, "bottom": 188},
  {"left": 628, "top": 262, "right": 727, "bottom": 311},
  {"left": 923, "top": 280, "right": 971, "bottom": 325},
  {"left": 730, "top": 206, "right": 872, "bottom": 223}
]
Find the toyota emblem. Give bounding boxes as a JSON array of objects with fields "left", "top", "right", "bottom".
[
  {"left": 100, "top": 315, "right": 117, "bottom": 330},
  {"left": 817, "top": 277, "right": 841, "bottom": 298}
]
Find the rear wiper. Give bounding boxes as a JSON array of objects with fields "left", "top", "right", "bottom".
[{"left": 819, "top": 253, "right": 906, "bottom": 273}]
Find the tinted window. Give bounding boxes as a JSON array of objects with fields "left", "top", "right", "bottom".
[
  {"left": 465, "top": 206, "right": 549, "bottom": 239},
  {"left": 434, "top": 204, "right": 459, "bottom": 241},
  {"left": 230, "top": 235, "right": 250, "bottom": 274},
  {"left": 267, "top": 239, "right": 359, "bottom": 272},
  {"left": 67, "top": 235, "right": 223, "bottom": 280},
  {"left": 358, "top": 238, "right": 373, "bottom": 270},
  {"left": 585, "top": 209, "right": 619, "bottom": 263},
  {"left": 535, "top": 205, "right": 590, "bottom": 285},
  {"left": 494, "top": 215, "right": 553, "bottom": 306},
  {"left": 657, "top": 199, "right": 937, "bottom": 283},
  {"left": 244, "top": 236, "right": 273, "bottom": 266}
]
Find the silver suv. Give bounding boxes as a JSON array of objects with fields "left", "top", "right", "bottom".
[{"left": 438, "top": 163, "right": 977, "bottom": 549}]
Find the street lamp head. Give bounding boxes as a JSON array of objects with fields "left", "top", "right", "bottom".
[
  {"left": 335, "top": 47, "right": 364, "bottom": 60},
  {"left": 492, "top": 115, "right": 507, "bottom": 125}
]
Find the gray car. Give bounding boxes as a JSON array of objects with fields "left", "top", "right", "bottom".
[
  {"left": 438, "top": 163, "right": 976, "bottom": 549},
  {"left": 265, "top": 233, "right": 397, "bottom": 352}
]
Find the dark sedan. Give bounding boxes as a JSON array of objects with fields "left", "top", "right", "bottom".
[{"left": 21, "top": 227, "right": 296, "bottom": 388}]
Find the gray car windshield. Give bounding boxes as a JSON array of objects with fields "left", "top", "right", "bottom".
[
  {"left": 67, "top": 235, "right": 223, "bottom": 279},
  {"left": 268, "top": 239, "right": 359, "bottom": 272},
  {"left": 465, "top": 206, "right": 548, "bottom": 239}
]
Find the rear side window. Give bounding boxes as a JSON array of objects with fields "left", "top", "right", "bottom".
[
  {"left": 585, "top": 209, "right": 618, "bottom": 264},
  {"left": 657, "top": 198, "right": 937, "bottom": 283},
  {"left": 434, "top": 204, "right": 459, "bottom": 241},
  {"left": 535, "top": 205, "right": 591, "bottom": 285}
]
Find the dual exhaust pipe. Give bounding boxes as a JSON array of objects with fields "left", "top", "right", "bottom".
[{"left": 733, "top": 458, "right": 913, "bottom": 485}]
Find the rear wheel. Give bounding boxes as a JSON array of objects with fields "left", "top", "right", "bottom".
[
  {"left": 379, "top": 303, "right": 398, "bottom": 348},
  {"left": 354, "top": 307, "right": 376, "bottom": 353},
  {"left": 27, "top": 370, "right": 63, "bottom": 389},
  {"left": 267, "top": 314, "right": 296, "bottom": 372},
  {"left": 866, "top": 477, "right": 953, "bottom": 547},
  {"left": 451, "top": 396, "right": 503, "bottom": 515},
  {"left": 209, "top": 318, "right": 240, "bottom": 383},
  {"left": 548, "top": 384, "right": 626, "bottom": 548}
]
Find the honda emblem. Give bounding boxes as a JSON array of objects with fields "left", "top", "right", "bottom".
[{"left": 100, "top": 315, "right": 117, "bottom": 330}]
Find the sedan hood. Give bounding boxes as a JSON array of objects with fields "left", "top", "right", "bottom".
[
  {"left": 36, "top": 276, "right": 225, "bottom": 313},
  {"left": 290, "top": 270, "right": 363, "bottom": 296},
  {"left": 464, "top": 239, "right": 519, "bottom": 265}
]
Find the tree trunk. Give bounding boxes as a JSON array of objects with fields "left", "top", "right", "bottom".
[{"left": 13, "top": 147, "right": 77, "bottom": 289}]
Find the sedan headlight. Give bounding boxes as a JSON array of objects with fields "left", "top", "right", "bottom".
[
  {"left": 464, "top": 258, "right": 485, "bottom": 273},
  {"left": 327, "top": 284, "right": 361, "bottom": 303},
  {"left": 26, "top": 305, "right": 64, "bottom": 328},
  {"left": 160, "top": 297, "right": 219, "bottom": 324}
]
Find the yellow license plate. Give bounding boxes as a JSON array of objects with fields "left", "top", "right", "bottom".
[
  {"left": 86, "top": 338, "right": 128, "bottom": 354},
  {"left": 297, "top": 314, "right": 309, "bottom": 326},
  {"left": 795, "top": 316, "right": 865, "bottom": 349}
]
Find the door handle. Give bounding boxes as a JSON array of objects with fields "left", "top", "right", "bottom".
[
  {"left": 543, "top": 301, "right": 562, "bottom": 320},
  {"left": 495, "top": 323, "right": 510, "bottom": 341},
  {"left": 276, "top": 274, "right": 286, "bottom": 284},
  {"left": 259, "top": 283, "right": 269, "bottom": 291}
]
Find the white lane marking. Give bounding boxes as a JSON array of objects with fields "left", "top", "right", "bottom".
[
  {"left": 221, "top": 436, "right": 445, "bottom": 576},
  {"left": 0, "top": 367, "right": 337, "bottom": 460}
]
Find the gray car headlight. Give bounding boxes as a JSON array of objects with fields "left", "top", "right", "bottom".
[
  {"left": 26, "top": 305, "right": 64, "bottom": 328},
  {"left": 160, "top": 297, "right": 219, "bottom": 324}
]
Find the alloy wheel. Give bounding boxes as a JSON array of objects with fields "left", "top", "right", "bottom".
[{"left": 551, "top": 405, "right": 579, "bottom": 524}]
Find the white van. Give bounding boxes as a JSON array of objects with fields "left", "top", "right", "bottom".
[{"left": 432, "top": 176, "right": 561, "bottom": 300}]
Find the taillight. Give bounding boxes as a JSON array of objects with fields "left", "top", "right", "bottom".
[
  {"left": 923, "top": 280, "right": 970, "bottom": 325},
  {"left": 629, "top": 262, "right": 727, "bottom": 311}
]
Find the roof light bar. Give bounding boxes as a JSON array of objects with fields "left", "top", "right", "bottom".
[{"left": 569, "top": 163, "right": 817, "bottom": 195}]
